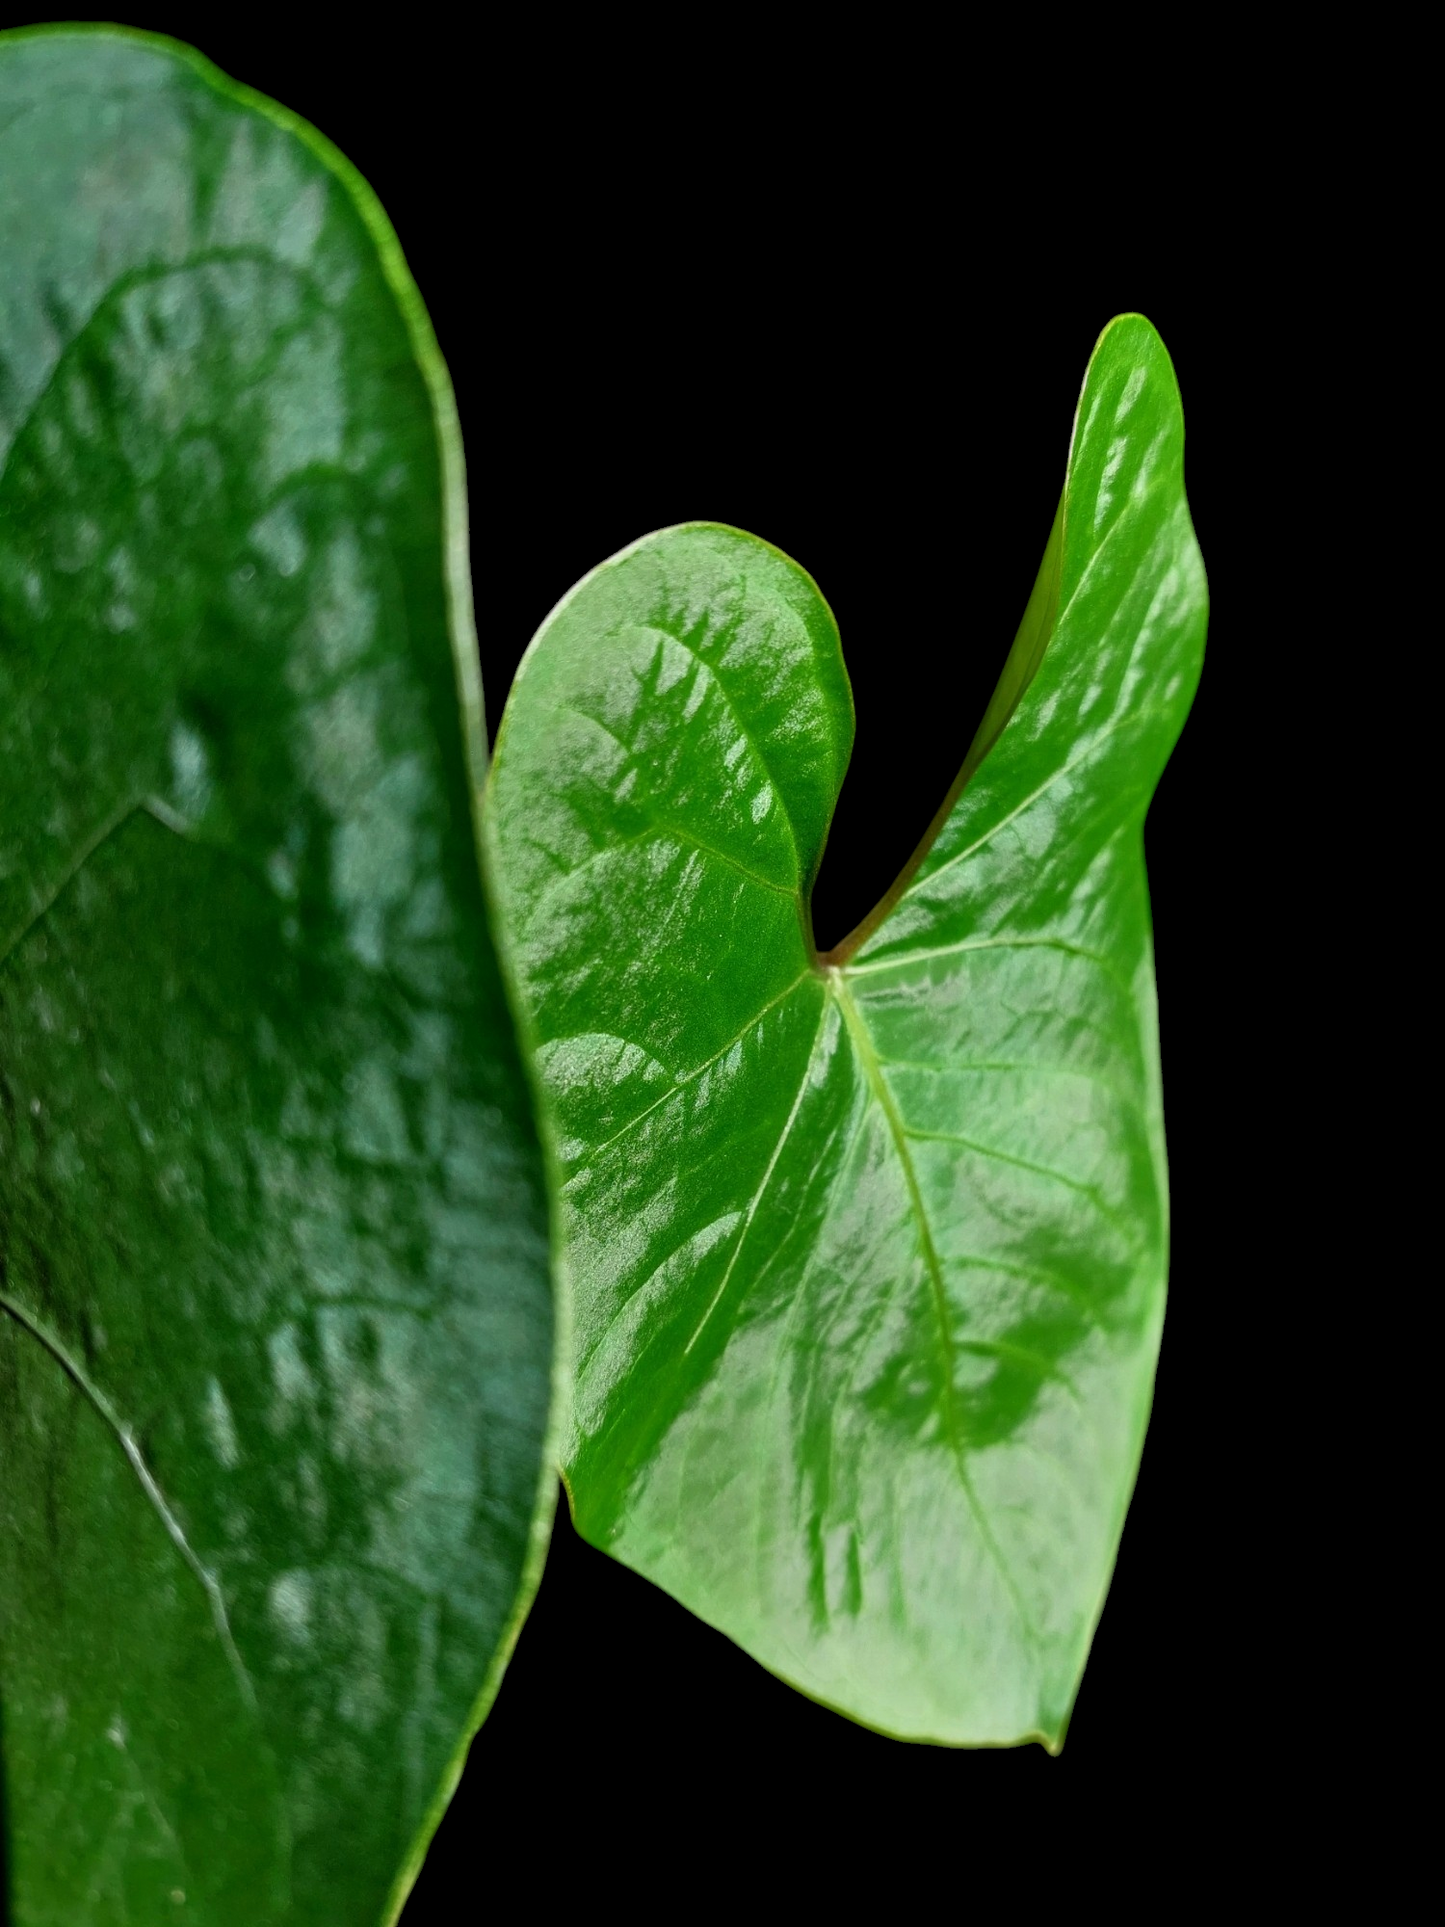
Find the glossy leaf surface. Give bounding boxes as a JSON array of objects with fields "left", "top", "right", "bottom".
[
  {"left": 488, "top": 315, "right": 1205, "bottom": 1747},
  {"left": 0, "top": 28, "right": 554, "bottom": 1922}
]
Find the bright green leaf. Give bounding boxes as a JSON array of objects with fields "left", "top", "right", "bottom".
[
  {"left": 0, "top": 27, "right": 555, "bottom": 1922},
  {"left": 487, "top": 314, "right": 1205, "bottom": 1748}
]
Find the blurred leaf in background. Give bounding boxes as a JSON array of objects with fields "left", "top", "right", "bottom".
[{"left": 0, "top": 26, "right": 556, "bottom": 1925}]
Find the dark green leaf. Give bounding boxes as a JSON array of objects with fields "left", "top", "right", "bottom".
[
  {"left": 0, "top": 26, "right": 554, "bottom": 1922},
  {"left": 487, "top": 314, "right": 1205, "bottom": 1748}
]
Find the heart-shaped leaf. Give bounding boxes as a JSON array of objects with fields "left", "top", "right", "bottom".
[
  {"left": 487, "top": 314, "right": 1205, "bottom": 1747},
  {"left": 0, "top": 27, "right": 554, "bottom": 1921}
]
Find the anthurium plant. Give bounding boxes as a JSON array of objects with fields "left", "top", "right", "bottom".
[
  {"left": 0, "top": 23, "right": 1205, "bottom": 1924},
  {"left": 484, "top": 314, "right": 1205, "bottom": 1749}
]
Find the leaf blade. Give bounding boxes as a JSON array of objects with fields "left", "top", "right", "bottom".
[{"left": 488, "top": 317, "right": 1205, "bottom": 1744}]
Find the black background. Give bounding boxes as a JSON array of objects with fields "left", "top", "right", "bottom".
[{"left": 5, "top": 11, "right": 1318, "bottom": 1915}]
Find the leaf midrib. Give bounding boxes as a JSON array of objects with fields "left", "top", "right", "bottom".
[
  {"left": 0, "top": 794, "right": 184, "bottom": 968},
  {"left": 0, "top": 1287, "right": 273, "bottom": 1738},
  {"left": 829, "top": 970, "right": 1039, "bottom": 1648},
  {"left": 602, "top": 938, "right": 1041, "bottom": 1648}
]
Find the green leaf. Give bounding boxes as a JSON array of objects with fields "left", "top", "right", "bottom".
[
  {"left": 0, "top": 26, "right": 555, "bottom": 1922},
  {"left": 486, "top": 314, "right": 1205, "bottom": 1748}
]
